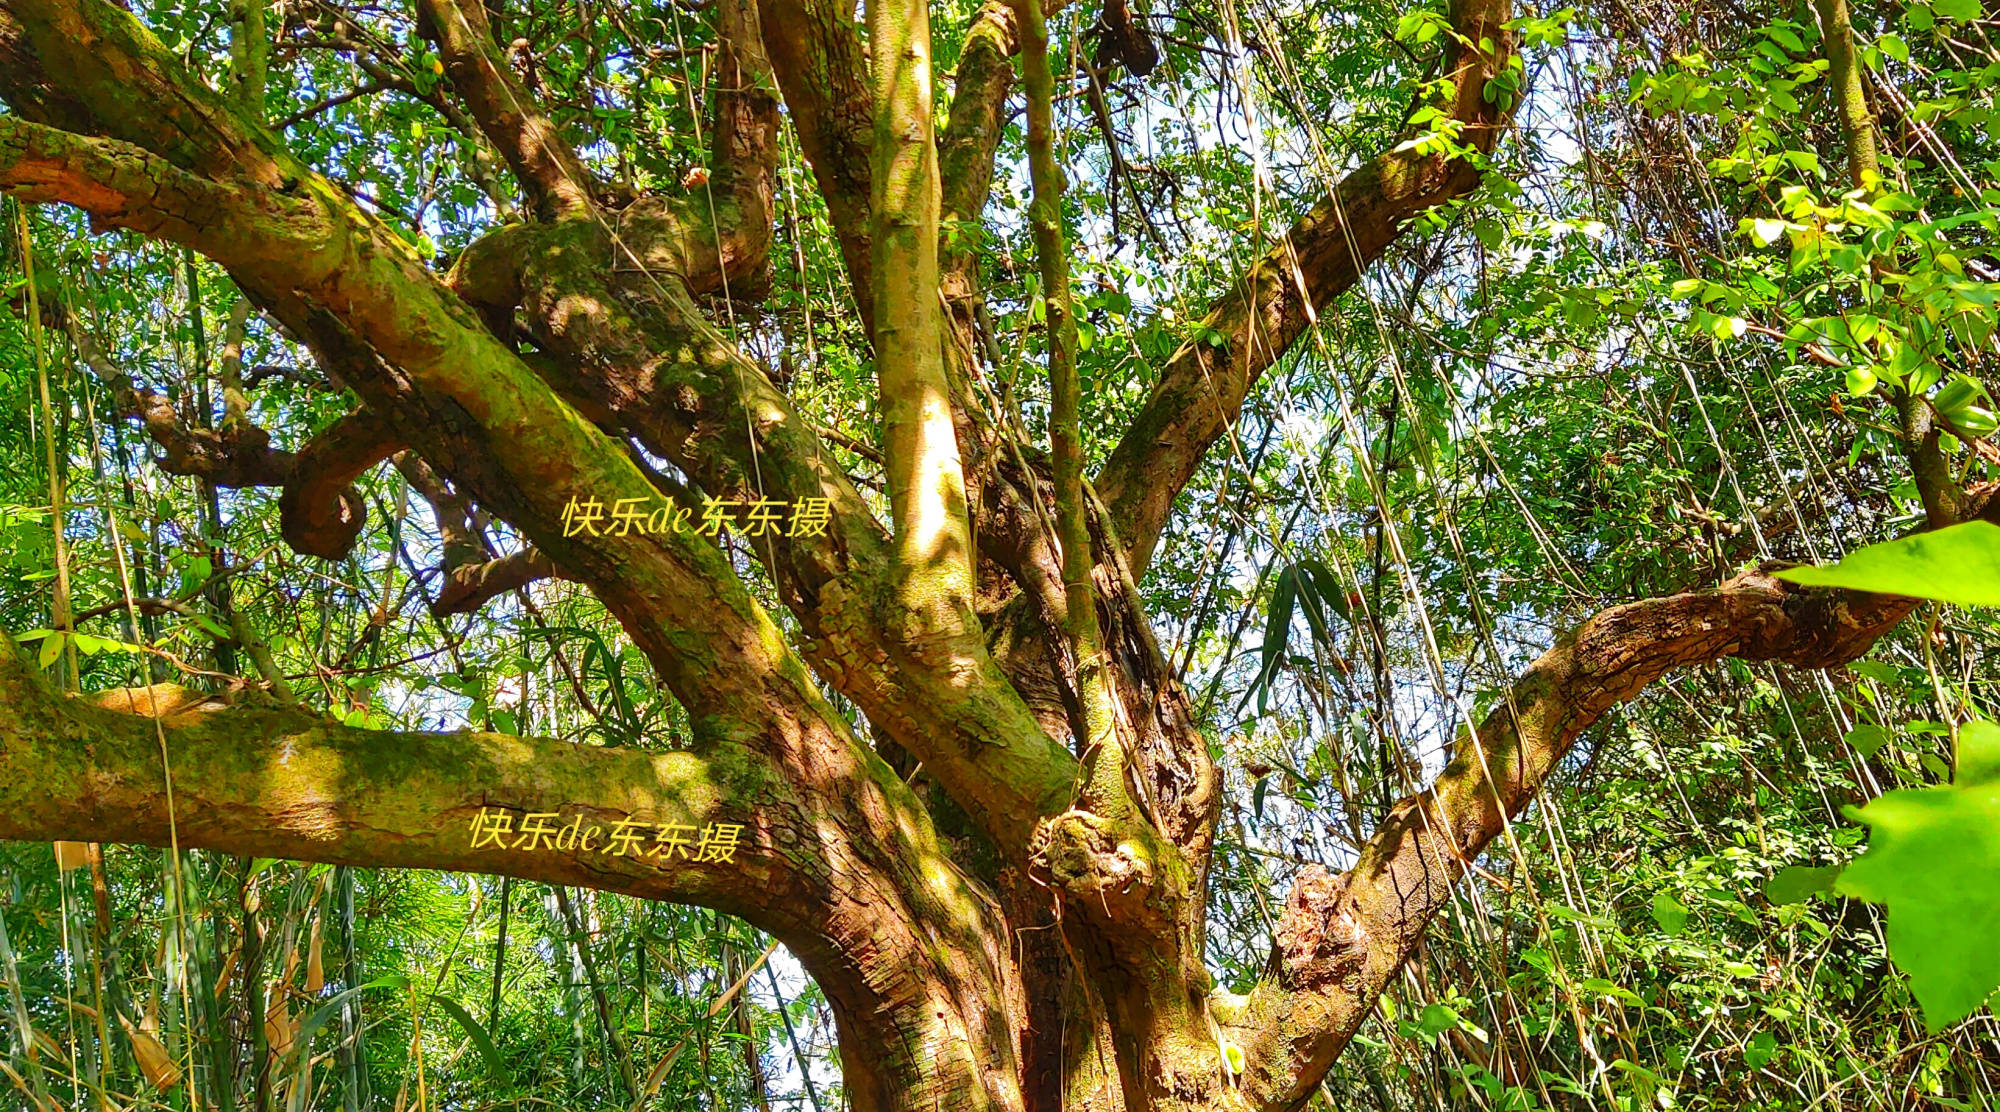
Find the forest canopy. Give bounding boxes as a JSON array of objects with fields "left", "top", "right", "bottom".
[{"left": 0, "top": 0, "right": 1997, "bottom": 1105}]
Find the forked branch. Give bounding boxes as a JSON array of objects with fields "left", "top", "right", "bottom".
[
  {"left": 1230, "top": 563, "right": 1932, "bottom": 1108},
  {"left": 1094, "top": 0, "right": 1518, "bottom": 574}
]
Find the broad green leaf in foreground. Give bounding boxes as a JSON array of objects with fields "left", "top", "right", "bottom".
[
  {"left": 1836, "top": 721, "right": 2000, "bottom": 1031},
  {"left": 1773, "top": 521, "right": 2000, "bottom": 605}
]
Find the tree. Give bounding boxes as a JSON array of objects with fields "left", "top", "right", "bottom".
[{"left": 0, "top": 0, "right": 1994, "bottom": 1105}]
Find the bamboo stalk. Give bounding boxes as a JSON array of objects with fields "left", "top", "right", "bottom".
[
  {"left": 0, "top": 899, "right": 57, "bottom": 1110},
  {"left": 240, "top": 863, "right": 270, "bottom": 1112},
  {"left": 335, "top": 867, "right": 369, "bottom": 1112},
  {"left": 487, "top": 878, "right": 511, "bottom": 1033},
  {"left": 17, "top": 208, "right": 77, "bottom": 690},
  {"left": 553, "top": 886, "right": 636, "bottom": 1099},
  {"left": 761, "top": 958, "right": 823, "bottom": 1112}
]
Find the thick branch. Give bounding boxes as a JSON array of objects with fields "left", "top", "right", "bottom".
[
  {"left": 276, "top": 410, "right": 405, "bottom": 559},
  {"left": 1815, "top": 0, "right": 1878, "bottom": 190},
  {"left": 868, "top": 0, "right": 983, "bottom": 650},
  {"left": 1093, "top": 0, "right": 1516, "bottom": 574},
  {"left": 1230, "top": 568, "right": 1921, "bottom": 1109},
  {"left": 938, "top": 0, "right": 1027, "bottom": 241},
  {"left": 1017, "top": 0, "right": 1121, "bottom": 823},
  {"left": 1898, "top": 390, "right": 1968, "bottom": 528},
  {"left": 0, "top": 0, "right": 287, "bottom": 185},
  {"left": 757, "top": 0, "right": 875, "bottom": 325},
  {"left": 450, "top": 219, "right": 1077, "bottom": 854},
  {"left": 47, "top": 296, "right": 391, "bottom": 559},
  {"left": 0, "top": 640, "right": 788, "bottom": 915},
  {"left": 613, "top": 0, "right": 781, "bottom": 300},
  {"left": 0, "top": 634, "right": 1029, "bottom": 1111},
  {"left": 414, "top": 0, "right": 596, "bottom": 220},
  {"left": 0, "top": 114, "right": 298, "bottom": 246},
  {"left": 431, "top": 547, "right": 566, "bottom": 616}
]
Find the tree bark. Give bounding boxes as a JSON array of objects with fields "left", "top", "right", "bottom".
[{"left": 1, "top": 0, "right": 1968, "bottom": 1107}]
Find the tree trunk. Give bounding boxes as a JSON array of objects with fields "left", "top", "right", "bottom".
[{"left": 0, "top": 0, "right": 1983, "bottom": 1106}]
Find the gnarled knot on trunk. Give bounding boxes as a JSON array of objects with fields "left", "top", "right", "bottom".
[
  {"left": 1271, "top": 864, "right": 1366, "bottom": 990},
  {"left": 1029, "top": 807, "right": 1169, "bottom": 926},
  {"left": 278, "top": 482, "right": 367, "bottom": 560},
  {"left": 617, "top": 191, "right": 774, "bottom": 301},
  {"left": 1719, "top": 562, "right": 1921, "bottom": 670}
]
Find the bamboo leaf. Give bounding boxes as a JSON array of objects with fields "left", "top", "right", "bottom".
[{"left": 426, "top": 993, "right": 514, "bottom": 1085}]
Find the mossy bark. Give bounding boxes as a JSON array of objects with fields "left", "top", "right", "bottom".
[{"left": 3, "top": 0, "right": 1952, "bottom": 1107}]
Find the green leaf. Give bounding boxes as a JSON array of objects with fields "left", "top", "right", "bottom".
[
  {"left": 191, "top": 614, "right": 231, "bottom": 640},
  {"left": 1934, "top": 0, "right": 1980, "bottom": 22},
  {"left": 37, "top": 631, "right": 65, "bottom": 670},
  {"left": 1846, "top": 724, "right": 1890, "bottom": 758},
  {"left": 1243, "top": 567, "right": 1298, "bottom": 715},
  {"left": 1774, "top": 521, "right": 2000, "bottom": 606},
  {"left": 1957, "top": 720, "right": 2000, "bottom": 785},
  {"left": 425, "top": 994, "right": 513, "bottom": 1085},
  {"left": 1651, "top": 891, "right": 1689, "bottom": 935},
  {"left": 1295, "top": 559, "right": 1353, "bottom": 623},
  {"left": 1837, "top": 768, "right": 2000, "bottom": 1030},
  {"left": 1417, "top": 1002, "right": 1460, "bottom": 1037},
  {"left": 1745, "top": 1030, "right": 1778, "bottom": 1069},
  {"left": 70, "top": 633, "right": 146, "bottom": 655},
  {"left": 1766, "top": 864, "right": 1841, "bottom": 904},
  {"left": 1287, "top": 558, "right": 1351, "bottom": 655},
  {"left": 1851, "top": 660, "right": 1902, "bottom": 685},
  {"left": 1579, "top": 977, "right": 1645, "bottom": 1005}
]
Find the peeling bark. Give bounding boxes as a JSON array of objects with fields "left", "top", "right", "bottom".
[{"left": 0, "top": 0, "right": 1965, "bottom": 1106}]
